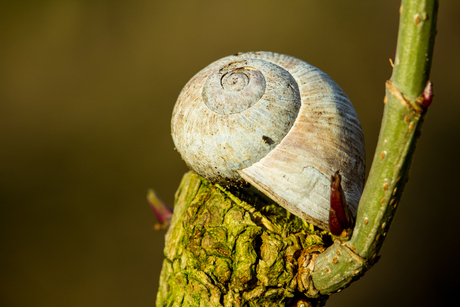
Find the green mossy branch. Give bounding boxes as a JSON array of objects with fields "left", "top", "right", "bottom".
[
  {"left": 157, "top": 0, "right": 438, "bottom": 304},
  {"left": 157, "top": 172, "right": 331, "bottom": 306}
]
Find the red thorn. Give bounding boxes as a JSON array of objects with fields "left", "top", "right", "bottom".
[
  {"left": 422, "top": 81, "right": 433, "bottom": 108},
  {"left": 329, "top": 171, "right": 353, "bottom": 236},
  {"left": 147, "top": 189, "right": 173, "bottom": 229}
]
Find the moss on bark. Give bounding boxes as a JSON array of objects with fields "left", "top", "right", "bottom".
[{"left": 157, "top": 172, "right": 332, "bottom": 307}]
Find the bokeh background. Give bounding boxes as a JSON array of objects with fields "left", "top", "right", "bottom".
[{"left": 1, "top": 0, "right": 459, "bottom": 306}]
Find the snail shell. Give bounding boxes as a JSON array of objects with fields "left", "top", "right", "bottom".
[{"left": 171, "top": 51, "right": 365, "bottom": 231}]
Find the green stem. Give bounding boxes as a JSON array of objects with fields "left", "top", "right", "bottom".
[
  {"left": 392, "top": 0, "right": 438, "bottom": 101},
  {"left": 311, "top": 0, "right": 438, "bottom": 293}
]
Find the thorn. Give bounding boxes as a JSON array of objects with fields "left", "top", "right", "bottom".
[
  {"left": 422, "top": 81, "right": 433, "bottom": 109},
  {"left": 329, "top": 171, "right": 354, "bottom": 237},
  {"left": 147, "top": 189, "right": 173, "bottom": 230}
]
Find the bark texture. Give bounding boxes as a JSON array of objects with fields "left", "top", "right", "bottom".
[{"left": 157, "top": 171, "right": 333, "bottom": 307}]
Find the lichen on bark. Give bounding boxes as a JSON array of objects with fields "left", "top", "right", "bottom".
[{"left": 157, "top": 171, "right": 332, "bottom": 307}]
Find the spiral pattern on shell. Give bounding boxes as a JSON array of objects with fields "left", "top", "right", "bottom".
[{"left": 171, "top": 51, "right": 365, "bottom": 230}]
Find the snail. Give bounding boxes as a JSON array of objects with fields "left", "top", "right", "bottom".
[{"left": 171, "top": 51, "right": 365, "bottom": 234}]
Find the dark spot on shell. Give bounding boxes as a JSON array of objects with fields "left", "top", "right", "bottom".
[{"left": 262, "top": 135, "right": 275, "bottom": 145}]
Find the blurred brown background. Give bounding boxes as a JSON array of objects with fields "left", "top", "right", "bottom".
[{"left": 1, "top": 0, "right": 459, "bottom": 306}]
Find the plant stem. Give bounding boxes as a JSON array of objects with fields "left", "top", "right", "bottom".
[
  {"left": 311, "top": 0, "right": 438, "bottom": 293},
  {"left": 392, "top": 0, "right": 438, "bottom": 101}
]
